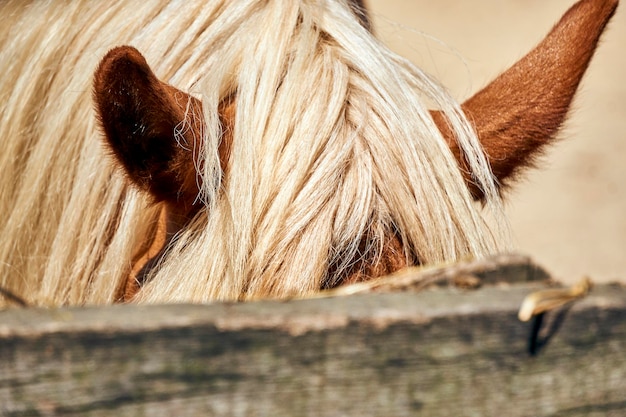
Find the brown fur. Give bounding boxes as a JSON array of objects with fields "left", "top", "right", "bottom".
[
  {"left": 325, "top": 233, "right": 409, "bottom": 288},
  {"left": 93, "top": 0, "right": 618, "bottom": 298},
  {"left": 434, "top": 0, "right": 619, "bottom": 200},
  {"left": 94, "top": 46, "right": 202, "bottom": 214},
  {"left": 94, "top": 46, "right": 236, "bottom": 300}
]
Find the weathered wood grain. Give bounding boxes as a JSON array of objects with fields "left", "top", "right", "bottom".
[{"left": 0, "top": 257, "right": 624, "bottom": 417}]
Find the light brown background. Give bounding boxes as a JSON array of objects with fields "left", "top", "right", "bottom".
[{"left": 368, "top": 0, "right": 625, "bottom": 283}]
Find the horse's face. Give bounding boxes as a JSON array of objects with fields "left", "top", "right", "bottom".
[{"left": 93, "top": 0, "right": 618, "bottom": 300}]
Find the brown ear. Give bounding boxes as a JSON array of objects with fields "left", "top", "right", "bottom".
[
  {"left": 94, "top": 46, "right": 234, "bottom": 299},
  {"left": 93, "top": 46, "right": 205, "bottom": 212},
  {"left": 433, "top": 0, "right": 618, "bottom": 200}
]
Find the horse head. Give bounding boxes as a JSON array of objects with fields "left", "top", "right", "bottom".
[{"left": 93, "top": 0, "right": 618, "bottom": 301}]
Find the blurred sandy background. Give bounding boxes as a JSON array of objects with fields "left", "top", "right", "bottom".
[{"left": 367, "top": 0, "right": 625, "bottom": 283}]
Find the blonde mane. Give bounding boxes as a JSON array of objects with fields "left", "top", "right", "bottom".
[{"left": 0, "top": 0, "right": 508, "bottom": 306}]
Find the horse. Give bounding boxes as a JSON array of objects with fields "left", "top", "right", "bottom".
[{"left": 0, "top": 0, "right": 617, "bottom": 307}]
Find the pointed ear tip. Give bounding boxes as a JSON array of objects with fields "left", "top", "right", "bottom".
[
  {"left": 99, "top": 45, "right": 146, "bottom": 68},
  {"left": 93, "top": 45, "right": 150, "bottom": 91},
  {"left": 579, "top": 0, "right": 619, "bottom": 22}
]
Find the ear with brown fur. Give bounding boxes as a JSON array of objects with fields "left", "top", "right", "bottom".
[
  {"left": 93, "top": 46, "right": 205, "bottom": 213},
  {"left": 94, "top": 46, "right": 236, "bottom": 300},
  {"left": 94, "top": 46, "right": 209, "bottom": 300},
  {"left": 434, "top": 0, "right": 619, "bottom": 200}
]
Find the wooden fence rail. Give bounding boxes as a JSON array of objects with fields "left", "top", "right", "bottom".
[{"left": 1, "top": 255, "right": 625, "bottom": 416}]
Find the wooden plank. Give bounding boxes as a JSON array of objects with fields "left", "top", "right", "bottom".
[{"left": 1, "top": 280, "right": 625, "bottom": 417}]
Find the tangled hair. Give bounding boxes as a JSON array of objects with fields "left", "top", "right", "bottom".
[{"left": 2, "top": 0, "right": 614, "bottom": 306}]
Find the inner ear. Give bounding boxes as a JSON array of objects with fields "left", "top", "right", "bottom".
[
  {"left": 93, "top": 45, "right": 205, "bottom": 212},
  {"left": 433, "top": 0, "right": 618, "bottom": 201}
]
